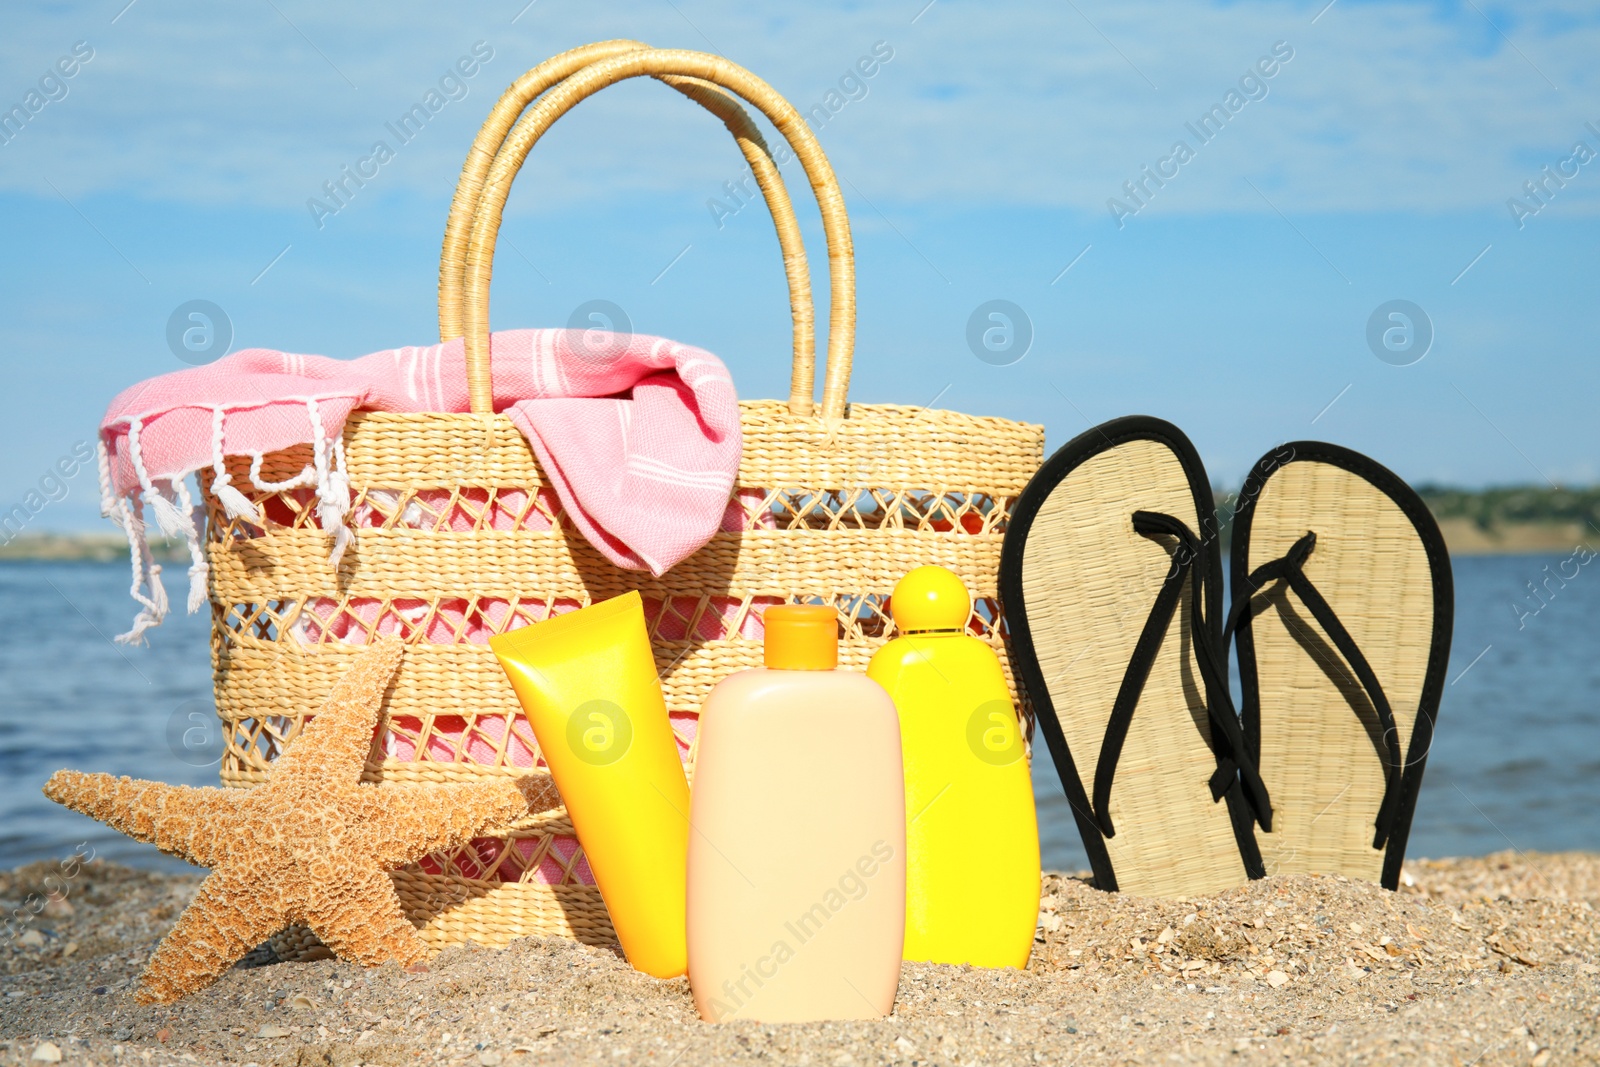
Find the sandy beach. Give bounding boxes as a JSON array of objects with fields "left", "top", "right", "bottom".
[{"left": 2, "top": 851, "right": 1595, "bottom": 1066}]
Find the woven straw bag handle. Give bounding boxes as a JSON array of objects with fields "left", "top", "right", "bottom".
[
  {"left": 453, "top": 48, "right": 856, "bottom": 419},
  {"left": 440, "top": 40, "right": 819, "bottom": 413}
]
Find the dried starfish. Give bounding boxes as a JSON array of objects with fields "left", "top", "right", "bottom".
[{"left": 44, "top": 637, "right": 534, "bottom": 1003}]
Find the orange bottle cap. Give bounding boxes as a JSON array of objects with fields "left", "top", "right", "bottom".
[
  {"left": 888, "top": 565, "right": 971, "bottom": 633},
  {"left": 762, "top": 604, "right": 839, "bottom": 670}
]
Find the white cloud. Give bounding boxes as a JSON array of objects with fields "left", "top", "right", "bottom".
[{"left": 0, "top": 0, "right": 1596, "bottom": 217}]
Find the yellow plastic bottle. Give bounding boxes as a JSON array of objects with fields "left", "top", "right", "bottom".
[
  {"left": 867, "top": 566, "right": 1040, "bottom": 969},
  {"left": 489, "top": 592, "right": 690, "bottom": 979},
  {"left": 687, "top": 604, "right": 906, "bottom": 1023}
]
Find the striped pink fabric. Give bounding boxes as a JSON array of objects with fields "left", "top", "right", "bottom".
[
  {"left": 100, "top": 330, "right": 745, "bottom": 881},
  {"left": 99, "top": 329, "right": 742, "bottom": 577}
]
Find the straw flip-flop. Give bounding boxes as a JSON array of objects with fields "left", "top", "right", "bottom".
[
  {"left": 1226, "top": 441, "right": 1453, "bottom": 888},
  {"left": 1000, "top": 416, "right": 1271, "bottom": 896}
]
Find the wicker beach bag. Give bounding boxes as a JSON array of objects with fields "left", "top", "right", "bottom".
[{"left": 203, "top": 42, "right": 1044, "bottom": 959}]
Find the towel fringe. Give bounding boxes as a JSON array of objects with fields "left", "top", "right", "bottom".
[
  {"left": 107, "top": 398, "right": 361, "bottom": 638},
  {"left": 171, "top": 473, "right": 209, "bottom": 614},
  {"left": 247, "top": 452, "right": 316, "bottom": 493},
  {"left": 308, "top": 398, "right": 354, "bottom": 569},
  {"left": 113, "top": 496, "right": 169, "bottom": 645},
  {"left": 126, "top": 417, "right": 189, "bottom": 540},
  {"left": 210, "top": 407, "right": 263, "bottom": 525},
  {"left": 95, "top": 437, "right": 117, "bottom": 521},
  {"left": 114, "top": 421, "right": 173, "bottom": 642}
]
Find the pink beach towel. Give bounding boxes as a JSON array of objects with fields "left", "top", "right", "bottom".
[{"left": 97, "top": 329, "right": 742, "bottom": 642}]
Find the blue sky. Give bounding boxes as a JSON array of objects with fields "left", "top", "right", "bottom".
[{"left": 2, "top": 0, "right": 1597, "bottom": 530}]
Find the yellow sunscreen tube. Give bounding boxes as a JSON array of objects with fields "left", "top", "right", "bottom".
[{"left": 489, "top": 592, "right": 689, "bottom": 979}]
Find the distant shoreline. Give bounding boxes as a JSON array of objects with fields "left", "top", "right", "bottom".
[
  {"left": 0, "top": 521, "right": 1591, "bottom": 561},
  {"left": 0, "top": 532, "right": 188, "bottom": 562},
  {"left": 1431, "top": 517, "right": 1594, "bottom": 556}
]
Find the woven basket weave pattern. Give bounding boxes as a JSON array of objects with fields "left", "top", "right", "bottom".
[
  {"left": 213, "top": 403, "right": 1043, "bottom": 953},
  {"left": 220, "top": 42, "right": 1046, "bottom": 958}
]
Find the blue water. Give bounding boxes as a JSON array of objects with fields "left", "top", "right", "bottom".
[{"left": 2, "top": 556, "right": 1597, "bottom": 874}]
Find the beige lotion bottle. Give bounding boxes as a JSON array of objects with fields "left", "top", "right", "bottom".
[{"left": 687, "top": 604, "right": 906, "bottom": 1023}]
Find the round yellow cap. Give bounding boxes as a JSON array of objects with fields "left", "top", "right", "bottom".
[
  {"left": 888, "top": 565, "right": 971, "bottom": 633},
  {"left": 763, "top": 604, "right": 839, "bottom": 670}
]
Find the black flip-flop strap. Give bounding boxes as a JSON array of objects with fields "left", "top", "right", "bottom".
[
  {"left": 1179, "top": 550, "right": 1275, "bottom": 836},
  {"left": 1157, "top": 516, "right": 1273, "bottom": 829},
  {"left": 1090, "top": 533, "right": 1186, "bottom": 837},
  {"left": 1225, "top": 532, "right": 1404, "bottom": 848},
  {"left": 1091, "top": 511, "right": 1273, "bottom": 838},
  {"left": 1220, "top": 532, "right": 1317, "bottom": 652}
]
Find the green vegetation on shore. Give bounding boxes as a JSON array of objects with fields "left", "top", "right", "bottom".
[
  {"left": 1209, "top": 483, "right": 1597, "bottom": 556},
  {"left": 1415, "top": 485, "right": 1600, "bottom": 535},
  {"left": 0, "top": 532, "right": 187, "bottom": 562}
]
